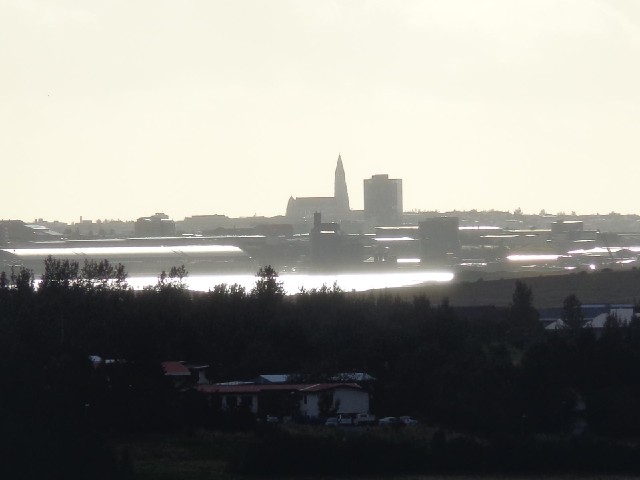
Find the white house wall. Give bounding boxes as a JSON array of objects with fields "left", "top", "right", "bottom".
[
  {"left": 301, "top": 393, "right": 320, "bottom": 417},
  {"left": 301, "top": 388, "right": 369, "bottom": 418},
  {"left": 335, "top": 388, "right": 369, "bottom": 414}
]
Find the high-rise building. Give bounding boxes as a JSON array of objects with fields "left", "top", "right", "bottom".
[{"left": 363, "top": 174, "right": 403, "bottom": 226}]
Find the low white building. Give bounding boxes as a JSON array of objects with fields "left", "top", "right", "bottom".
[
  {"left": 545, "top": 307, "right": 637, "bottom": 331},
  {"left": 197, "top": 382, "right": 370, "bottom": 418},
  {"left": 588, "top": 308, "right": 635, "bottom": 328},
  {"left": 299, "top": 383, "right": 370, "bottom": 418}
]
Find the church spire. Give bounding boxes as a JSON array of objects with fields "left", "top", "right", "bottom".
[{"left": 334, "top": 154, "right": 350, "bottom": 214}]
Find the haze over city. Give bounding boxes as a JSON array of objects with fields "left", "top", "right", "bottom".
[{"left": 3, "top": 0, "right": 640, "bottom": 224}]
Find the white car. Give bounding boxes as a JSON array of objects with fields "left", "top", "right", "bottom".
[
  {"left": 325, "top": 417, "right": 339, "bottom": 426},
  {"left": 399, "top": 416, "right": 419, "bottom": 426},
  {"left": 378, "top": 416, "right": 401, "bottom": 426}
]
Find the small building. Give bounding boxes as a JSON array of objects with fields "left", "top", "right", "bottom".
[
  {"left": 543, "top": 305, "right": 637, "bottom": 331},
  {"left": 588, "top": 308, "right": 636, "bottom": 329},
  {"left": 197, "top": 382, "right": 370, "bottom": 419},
  {"left": 299, "top": 383, "right": 370, "bottom": 418}
]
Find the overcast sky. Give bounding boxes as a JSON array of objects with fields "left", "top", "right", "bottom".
[{"left": 2, "top": 0, "right": 639, "bottom": 223}]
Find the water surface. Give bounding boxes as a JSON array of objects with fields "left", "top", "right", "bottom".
[{"left": 128, "top": 270, "right": 454, "bottom": 294}]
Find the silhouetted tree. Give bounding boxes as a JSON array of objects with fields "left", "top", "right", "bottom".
[
  {"left": 9, "top": 266, "right": 34, "bottom": 295},
  {"left": 154, "top": 265, "right": 189, "bottom": 291},
  {"left": 252, "top": 265, "right": 284, "bottom": 299},
  {"left": 603, "top": 312, "right": 622, "bottom": 330},
  {"left": 40, "top": 255, "right": 80, "bottom": 290},
  {"left": 562, "top": 294, "right": 584, "bottom": 329},
  {"left": 211, "top": 282, "right": 247, "bottom": 298},
  {"left": 80, "top": 259, "right": 128, "bottom": 291},
  {"left": 510, "top": 280, "right": 539, "bottom": 332}
]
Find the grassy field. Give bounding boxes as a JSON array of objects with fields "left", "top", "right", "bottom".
[
  {"left": 389, "top": 269, "right": 640, "bottom": 308},
  {"left": 114, "top": 431, "right": 235, "bottom": 480},
  {"left": 113, "top": 429, "right": 640, "bottom": 480}
]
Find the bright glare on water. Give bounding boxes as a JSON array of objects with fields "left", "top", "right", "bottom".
[{"left": 127, "top": 271, "right": 455, "bottom": 295}]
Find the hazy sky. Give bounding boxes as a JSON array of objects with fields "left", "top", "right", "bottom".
[{"left": 2, "top": 0, "right": 640, "bottom": 223}]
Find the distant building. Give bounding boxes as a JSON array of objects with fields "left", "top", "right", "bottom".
[
  {"left": 197, "top": 382, "right": 370, "bottom": 419},
  {"left": 134, "top": 213, "right": 176, "bottom": 237},
  {"left": 0, "top": 220, "right": 63, "bottom": 246},
  {"left": 310, "top": 212, "right": 345, "bottom": 267},
  {"left": 309, "top": 212, "right": 362, "bottom": 268},
  {"left": 551, "top": 220, "right": 584, "bottom": 234},
  {"left": 299, "top": 384, "right": 369, "bottom": 419},
  {"left": 286, "top": 155, "right": 351, "bottom": 222},
  {"left": 334, "top": 155, "right": 350, "bottom": 214},
  {"left": 419, "top": 217, "right": 461, "bottom": 264},
  {"left": 363, "top": 174, "right": 403, "bottom": 226},
  {"left": 550, "top": 220, "right": 597, "bottom": 251},
  {"left": 286, "top": 196, "right": 336, "bottom": 221},
  {"left": 65, "top": 219, "right": 134, "bottom": 238},
  {"left": 252, "top": 374, "right": 290, "bottom": 385},
  {"left": 180, "top": 214, "right": 229, "bottom": 234}
]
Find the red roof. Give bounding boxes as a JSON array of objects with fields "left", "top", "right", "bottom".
[
  {"left": 197, "top": 382, "right": 362, "bottom": 395},
  {"left": 299, "top": 383, "right": 362, "bottom": 392},
  {"left": 162, "top": 361, "right": 191, "bottom": 376}
]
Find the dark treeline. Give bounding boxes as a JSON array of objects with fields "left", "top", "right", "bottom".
[{"left": 3, "top": 258, "right": 640, "bottom": 477}]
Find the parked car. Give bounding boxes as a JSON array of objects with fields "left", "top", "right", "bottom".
[
  {"left": 399, "top": 416, "right": 419, "bottom": 426},
  {"left": 378, "top": 416, "right": 402, "bottom": 426},
  {"left": 337, "top": 413, "right": 377, "bottom": 426},
  {"left": 325, "top": 417, "right": 339, "bottom": 426},
  {"left": 354, "top": 413, "right": 376, "bottom": 426}
]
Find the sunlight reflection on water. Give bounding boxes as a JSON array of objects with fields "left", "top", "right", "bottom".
[{"left": 127, "top": 271, "right": 455, "bottom": 294}]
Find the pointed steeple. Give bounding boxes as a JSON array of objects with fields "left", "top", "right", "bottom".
[{"left": 334, "top": 154, "right": 350, "bottom": 214}]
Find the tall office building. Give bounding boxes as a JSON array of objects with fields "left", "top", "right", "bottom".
[{"left": 363, "top": 174, "right": 403, "bottom": 226}]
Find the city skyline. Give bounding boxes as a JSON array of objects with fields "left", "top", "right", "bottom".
[{"left": 3, "top": 1, "right": 640, "bottom": 224}]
